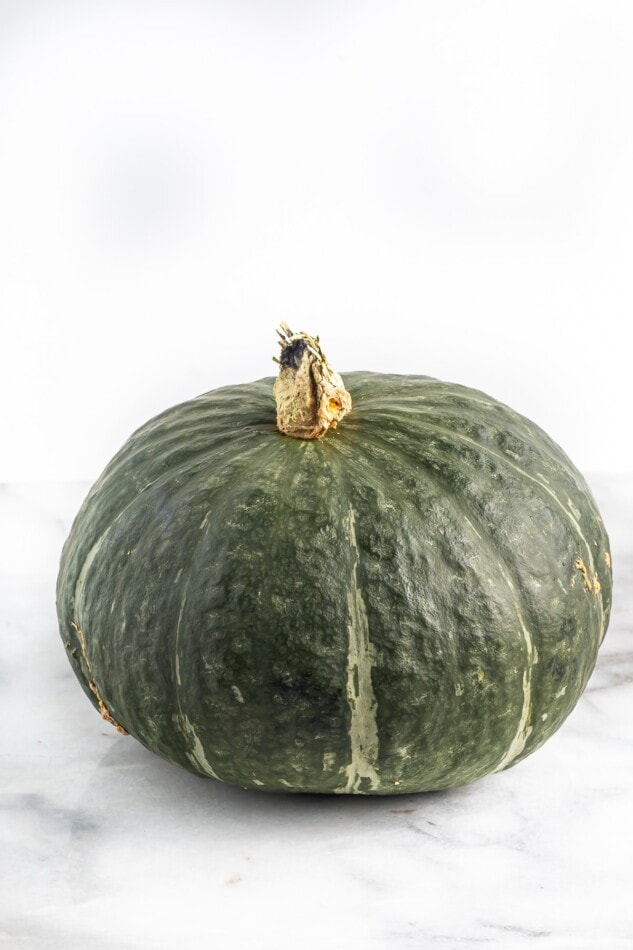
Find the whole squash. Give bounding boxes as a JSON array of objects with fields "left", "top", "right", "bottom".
[{"left": 57, "top": 326, "right": 612, "bottom": 794}]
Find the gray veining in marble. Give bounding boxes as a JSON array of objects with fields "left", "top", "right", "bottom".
[{"left": 1, "top": 477, "right": 632, "bottom": 949}]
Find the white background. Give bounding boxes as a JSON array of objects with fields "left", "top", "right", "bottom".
[{"left": 1, "top": 0, "right": 632, "bottom": 481}]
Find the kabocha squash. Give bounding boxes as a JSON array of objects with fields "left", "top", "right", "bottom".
[{"left": 57, "top": 326, "right": 612, "bottom": 794}]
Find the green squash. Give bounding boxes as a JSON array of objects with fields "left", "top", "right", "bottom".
[{"left": 56, "top": 327, "right": 612, "bottom": 794}]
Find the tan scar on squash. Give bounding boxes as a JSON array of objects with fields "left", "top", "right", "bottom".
[
  {"left": 574, "top": 559, "right": 601, "bottom": 595},
  {"left": 71, "top": 621, "right": 128, "bottom": 734}
]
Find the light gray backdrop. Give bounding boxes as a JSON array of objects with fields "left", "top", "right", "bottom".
[{"left": 1, "top": 1, "right": 631, "bottom": 480}]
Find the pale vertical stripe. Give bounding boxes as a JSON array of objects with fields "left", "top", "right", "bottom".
[
  {"left": 172, "top": 508, "right": 222, "bottom": 781},
  {"left": 493, "top": 565, "right": 538, "bottom": 773},
  {"left": 73, "top": 530, "right": 111, "bottom": 619},
  {"left": 176, "top": 713, "right": 222, "bottom": 780},
  {"left": 460, "top": 515, "right": 539, "bottom": 774},
  {"left": 340, "top": 506, "right": 380, "bottom": 793},
  {"left": 173, "top": 582, "right": 222, "bottom": 779}
]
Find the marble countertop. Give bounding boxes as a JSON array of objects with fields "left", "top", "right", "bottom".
[{"left": 1, "top": 477, "right": 632, "bottom": 950}]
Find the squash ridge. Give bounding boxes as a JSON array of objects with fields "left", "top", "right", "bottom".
[{"left": 357, "top": 426, "right": 540, "bottom": 772}]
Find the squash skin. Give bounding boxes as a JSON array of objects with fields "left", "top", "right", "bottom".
[{"left": 56, "top": 373, "right": 612, "bottom": 794}]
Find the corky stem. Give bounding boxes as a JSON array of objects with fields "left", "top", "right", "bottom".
[{"left": 273, "top": 324, "right": 352, "bottom": 439}]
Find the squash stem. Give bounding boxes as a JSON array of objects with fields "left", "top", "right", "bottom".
[{"left": 273, "top": 324, "right": 351, "bottom": 439}]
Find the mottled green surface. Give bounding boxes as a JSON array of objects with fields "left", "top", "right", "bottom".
[{"left": 56, "top": 373, "right": 612, "bottom": 794}]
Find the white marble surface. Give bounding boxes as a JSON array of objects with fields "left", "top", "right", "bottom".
[{"left": 1, "top": 477, "right": 632, "bottom": 950}]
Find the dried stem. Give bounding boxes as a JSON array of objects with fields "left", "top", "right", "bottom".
[{"left": 273, "top": 324, "right": 351, "bottom": 439}]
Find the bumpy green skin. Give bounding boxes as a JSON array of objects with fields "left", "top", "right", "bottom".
[{"left": 56, "top": 373, "right": 612, "bottom": 794}]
